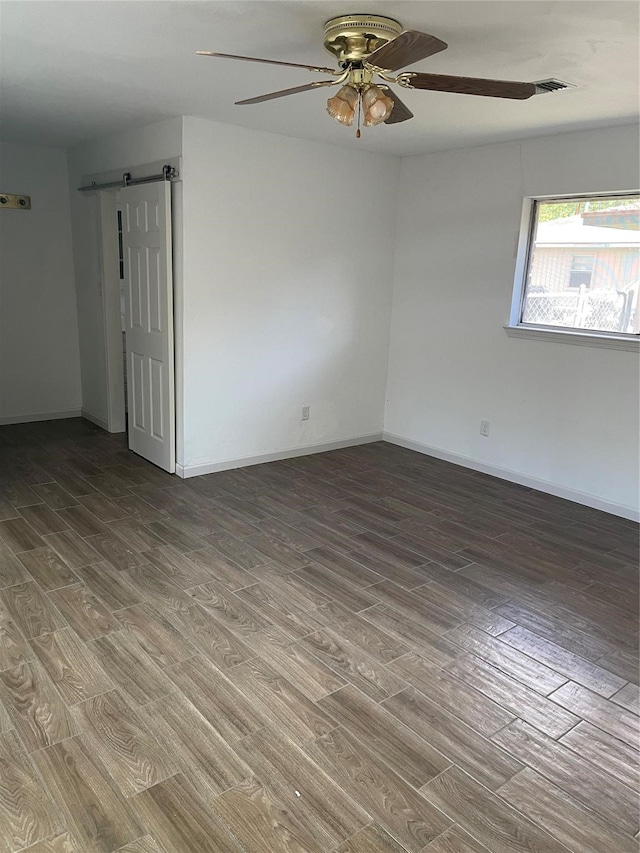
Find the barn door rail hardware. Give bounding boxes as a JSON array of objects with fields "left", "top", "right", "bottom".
[{"left": 77, "top": 164, "right": 178, "bottom": 192}]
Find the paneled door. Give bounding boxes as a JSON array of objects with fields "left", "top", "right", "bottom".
[{"left": 119, "top": 181, "right": 175, "bottom": 473}]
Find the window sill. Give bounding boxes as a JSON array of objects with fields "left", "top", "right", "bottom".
[{"left": 504, "top": 325, "right": 640, "bottom": 352}]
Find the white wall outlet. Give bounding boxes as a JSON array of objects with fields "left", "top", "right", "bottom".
[
  {"left": 301, "top": 405, "right": 310, "bottom": 421},
  {"left": 480, "top": 420, "right": 491, "bottom": 437}
]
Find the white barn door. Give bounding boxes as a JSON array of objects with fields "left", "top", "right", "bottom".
[{"left": 119, "top": 181, "right": 175, "bottom": 473}]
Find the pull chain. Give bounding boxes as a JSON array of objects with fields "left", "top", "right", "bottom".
[{"left": 356, "top": 90, "right": 361, "bottom": 139}]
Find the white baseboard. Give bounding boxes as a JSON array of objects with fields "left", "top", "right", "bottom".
[
  {"left": 0, "top": 409, "right": 82, "bottom": 426},
  {"left": 81, "top": 409, "right": 111, "bottom": 431},
  {"left": 383, "top": 431, "right": 639, "bottom": 522},
  {"left": 176, "top": 432, "right": 384, "bottom": 479}
]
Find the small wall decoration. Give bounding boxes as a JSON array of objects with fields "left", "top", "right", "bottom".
[{"left": 0, "top": 193, "right": 31, "bottom": 209}]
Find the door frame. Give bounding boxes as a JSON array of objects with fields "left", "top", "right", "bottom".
[{"left": 97, "top": 190, "right": 126, "bottom": 433}]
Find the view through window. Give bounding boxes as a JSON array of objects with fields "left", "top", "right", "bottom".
[{"left": 521, "top": 195, "right": 640, "bottom": 335}]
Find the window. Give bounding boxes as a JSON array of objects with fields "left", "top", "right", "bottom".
[
  {"left": 511, "top": 193, "right": 640, "bottom": 342},
  {"left": 568, "top": 254, "right": 594, "bottom": 289}
]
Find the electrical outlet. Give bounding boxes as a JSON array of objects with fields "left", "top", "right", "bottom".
[
  {"left": 480, "top": 420, "right": 491, "bottom": 437},
  {"left": 301, "top": 406, "right": 310, "bottom": 421}
]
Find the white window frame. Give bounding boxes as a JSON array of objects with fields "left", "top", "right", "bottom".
[{"left": 505, "top": 191, "right": 640, "bottom": 352}]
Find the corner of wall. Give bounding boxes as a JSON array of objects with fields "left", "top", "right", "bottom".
[{"left": 382, "top": 154, "right": 405, "bottom": 434}]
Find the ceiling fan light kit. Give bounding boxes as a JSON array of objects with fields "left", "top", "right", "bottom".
[{"left": 198, "top": 12, "right": 540, "bottom": 138}]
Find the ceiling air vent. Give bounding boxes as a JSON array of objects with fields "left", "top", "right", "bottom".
[{"left": 533, "top": 78, "right": 577, "bottom": 95}]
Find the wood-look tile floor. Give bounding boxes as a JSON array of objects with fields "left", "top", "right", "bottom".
[{"left": 0, "top": 419, "right": 638, "bottom": 853}]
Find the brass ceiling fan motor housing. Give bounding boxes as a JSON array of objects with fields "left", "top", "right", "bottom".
[{"left": 323, "top": 14, "right": 403, "bottom": 65}]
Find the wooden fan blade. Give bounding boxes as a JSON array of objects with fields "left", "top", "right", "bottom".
[
  {"left": 407, "top": 73, "right": 536, "bottom": 99},
  {"left": 366, "top": 30, "right": 448, "bottom": 72},
  {"left": 235, "top": 81, "right": 336, "bottom": 105},
  {"left": 382, "top": 86, "right": 414, "bottom": 124},
  {"left": 196, "top": 51, "right": 337, "bottom": 75}
]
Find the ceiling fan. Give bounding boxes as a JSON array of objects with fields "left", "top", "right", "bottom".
[{"left": 197, "top": 14, "right": 537, "bottom": 137}]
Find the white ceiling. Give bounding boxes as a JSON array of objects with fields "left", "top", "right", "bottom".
[{"left": 1, "top": 0, "right": 638, "bottom": 157}]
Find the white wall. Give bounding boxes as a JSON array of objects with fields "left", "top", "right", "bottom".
[
  {"left": 67, "top": 117, "right": 183, "bottom": 426},
  {"left": 0, "top": 141, "right": 82, "bottom": 423},
  {"left": 385, "top": 124, "right": 640, "bottom": 517},
  {"left": 179, "top": 117, "right": 399, "bottom": 474}
]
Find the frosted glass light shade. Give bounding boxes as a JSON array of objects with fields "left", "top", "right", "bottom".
[
  {"left": 326, "top": 85, "right": 359, "bottom": 126},
  {"left": 362, "top": 84, "right": 394, "bottom": 126}
]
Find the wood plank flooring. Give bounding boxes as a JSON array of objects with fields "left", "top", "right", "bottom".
[{"left": 0, "top": 418, "right": 637, "bottom": 852}]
